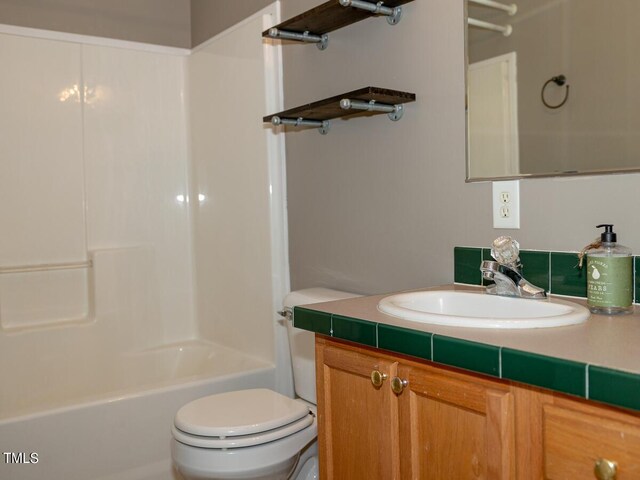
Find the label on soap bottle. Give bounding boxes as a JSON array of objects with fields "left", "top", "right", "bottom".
[{"left": 587, "top": 256, "right": 632, "bottom": 308}]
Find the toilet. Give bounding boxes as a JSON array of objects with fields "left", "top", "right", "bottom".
[{"left": 171, "top": 288, "right": 360, "bottom": 480}]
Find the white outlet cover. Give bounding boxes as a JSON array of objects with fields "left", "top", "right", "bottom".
[{"left": 492, "top": 180, "right": 520, "bottom": 229}]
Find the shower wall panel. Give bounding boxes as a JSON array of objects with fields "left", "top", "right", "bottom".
[
  {"left": 0, "top": 34, "right": 88, "bottom": 329},
  {"left": 0, "top": 33, "right": 196, "bottom": 342}
]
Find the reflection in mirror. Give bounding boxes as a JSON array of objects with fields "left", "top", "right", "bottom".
[{"left": 466, "top": 0, "right": 640, "bottom": 181}]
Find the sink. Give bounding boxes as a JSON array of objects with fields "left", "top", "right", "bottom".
[{"left": 377, "top": 290, "right": 590, "bottom": 329}]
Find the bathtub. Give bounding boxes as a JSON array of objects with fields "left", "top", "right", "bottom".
[{"left": 0, "top": 340, "right": 276, "bottom": 480}]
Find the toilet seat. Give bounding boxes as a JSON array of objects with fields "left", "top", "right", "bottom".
[
  {"left": 172, "top": 413, "right": 314, "bottom": 449},
  {"left": 173, "top": 388, "right": 313, "bottom": 449}
]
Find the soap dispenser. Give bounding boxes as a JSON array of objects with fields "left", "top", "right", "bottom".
[{"left": 587, "top": 224, "right": 633, "bottom": 315}]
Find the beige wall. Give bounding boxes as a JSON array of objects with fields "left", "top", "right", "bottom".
[
  {"left": 0, "top": 0, "right": 274, "bottom": 47},
  {"left": 281, "top": 0, "right": 640, "bottom": 295},
  {"left": 191, "top": 0, "right": 272, "bottom": 47},
  {"left": 0, "top": 0, "right": 191, "bottom": 47}
]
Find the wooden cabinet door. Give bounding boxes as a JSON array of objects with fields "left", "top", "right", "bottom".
[
  {"left": 516, "top": 389, "right": 640, "bottom": 480},
  {"left": 316, "top": 338, "right": 400, "bottom": 480},
  {"left": 397, "top": 363, "right": 515, "bottom": 480},
  {"left": 543, "top": 403, "right": 640, "bottom": 479}
]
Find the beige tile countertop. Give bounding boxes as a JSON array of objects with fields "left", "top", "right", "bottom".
[{"left": 301, "top": 284, "right": 640, "bottom": 376}]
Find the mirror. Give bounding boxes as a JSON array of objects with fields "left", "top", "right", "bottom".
[{"left": 466, "top": 0, "right": 640, "bottom": 181}]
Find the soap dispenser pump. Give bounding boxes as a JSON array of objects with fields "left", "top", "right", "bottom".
[{"left": 586, "top": 224, "right": 633, "bottom": 315}]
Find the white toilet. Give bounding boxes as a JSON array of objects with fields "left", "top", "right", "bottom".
[{"left": 171, "top": 288, "right": 360, "bottom": 480}]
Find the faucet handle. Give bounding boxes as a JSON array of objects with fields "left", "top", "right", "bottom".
[{"left": 491, "top": 236, "right": 520, "bottom": 267}]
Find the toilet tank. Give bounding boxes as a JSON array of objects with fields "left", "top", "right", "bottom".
[{"left": 283, "top": 288, "right": 362, "bottom": 405}]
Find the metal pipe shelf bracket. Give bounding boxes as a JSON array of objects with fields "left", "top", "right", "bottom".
[
  {"left": 339, "top": 0, "right": 403, "bottom": 25},
  {"left": 267, "top": 28, "right": 329, "bottom": 50},
  {"left": 271, "top": 116, "right": 331, "bottom": 135},
  {"left": 340, "top": 98, "right": 405, "bottom": 121}
]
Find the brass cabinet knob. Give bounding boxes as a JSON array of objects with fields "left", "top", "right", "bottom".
[
  {"left": 594, "top": 458, "right": 618, "bottom": 480},
  {"left": 391, "top": 377, "right": 408, "bottom": 395},
  {"left": 370, "top": 370, "right": 387, "bottom": 388}
]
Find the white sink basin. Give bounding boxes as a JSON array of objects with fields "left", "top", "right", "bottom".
[{"left": 377, "top": 291, "right": 590, "bottom": 329}]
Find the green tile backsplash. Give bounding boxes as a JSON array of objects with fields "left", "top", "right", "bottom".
[
  {"left": 519, "top": 250, "right": 550, "bottom": 290},
  {"left": 454, "top": 247, "right": 482, "bottom": 285},
  {"left": 550, "top": 252, "right": 587, "bottom": 297},
  {"left": 455, "top": 246, "right": 640, "bottom": 303}
]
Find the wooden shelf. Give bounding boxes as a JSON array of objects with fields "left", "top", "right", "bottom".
[
  {"left": 263, "top": 0, "right": 414, "bottom": 48},
  {"left": 263, "top": 86, "right": 415, "bottom": 125}
]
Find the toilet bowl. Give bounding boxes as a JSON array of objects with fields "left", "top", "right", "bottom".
[
  {"left": 171, "top": 288, "right": 360, "bottom": 480},
  {"left": 172, "top": 389, "right": 317, "bottom": 479}
]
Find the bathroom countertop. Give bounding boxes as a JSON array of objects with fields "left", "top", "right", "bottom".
[{"left": 294, "top": 284, "right": 640, "bottom": 412}]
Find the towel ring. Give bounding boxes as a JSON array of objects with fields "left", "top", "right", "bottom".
[{"left": 541, "top": 74, "right": 570, "bottom": 109}]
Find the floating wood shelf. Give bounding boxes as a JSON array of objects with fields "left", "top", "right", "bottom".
[
  {"left": 264, "top": 87, "right": 416, "bottom": 134},
  {"left": 263, "top": 0, "right": 415, "bottom": 50}
]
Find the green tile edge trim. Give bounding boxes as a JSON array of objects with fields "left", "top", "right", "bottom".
[
  {"left": 502, "top": 348, "right": 586, "bottom": 397},
  {"left": 589, "top": 365, "right": 640, "bottom": 411},
  {"left": 293, "top": 306, "right": 332, "bottom": 336},
  {"left": 433, "top": 335, "right": 500, "bottom": 377},
  {"left": 378, "top": 324, "right": 432, "bottom": 360},
  {"left": 332, "top": 315, "right": 376, "bottom": 347}
]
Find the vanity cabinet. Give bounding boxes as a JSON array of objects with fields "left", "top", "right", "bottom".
[
  {"left": 316, "top": 336, "right": 515, "bottom": 479},
  {"left": 316, "top": 336, "right": 640, "bottom": 480}
]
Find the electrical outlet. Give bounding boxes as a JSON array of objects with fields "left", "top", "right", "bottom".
[{"left": 492, "top": 180, "right": 520, "bottom": 229}]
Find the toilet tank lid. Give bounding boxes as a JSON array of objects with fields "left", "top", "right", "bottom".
[{"left": 283, "top": 288, "right": 362, "bottom": 309}]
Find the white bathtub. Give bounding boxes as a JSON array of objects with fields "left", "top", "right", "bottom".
[{"left": 0, "top": 340, "right": 276, "bottom": 480}]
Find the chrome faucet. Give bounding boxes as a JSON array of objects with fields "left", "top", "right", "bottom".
[{"left": 480, "top": 236, "right": 547, "bottom": 299}]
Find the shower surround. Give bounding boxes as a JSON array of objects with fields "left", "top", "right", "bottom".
[{"left": 0, "top": 5, "right": 285, "bottom": 478}]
